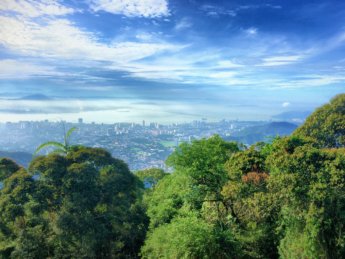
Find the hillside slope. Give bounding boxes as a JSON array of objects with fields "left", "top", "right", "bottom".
[
  {"left": 293, "top": 94, "right": 345, "bottom": 147},
  {"left": 0, "top": 151, "right": 32, "bottom": 167},
  {"left": 228, "top": 121, "right": 297, "bottom": 145}
]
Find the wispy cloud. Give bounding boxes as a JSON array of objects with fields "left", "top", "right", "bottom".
[
  {"left": 0, "top": 59, "right": 64, "bottom": 78},
  {"left": 174, "top": 17, "right": 192, "bottom": 31},
  {"left": 282, "top": 102, "right": 290, "bottom": 107},
  {"left": 199, "top": 3, "right": 281, "bottom": 18},
  {"left": 200, "top": 4, "right": 236, "bottom": 17},
  {"left": 0, "top": 0, "right": 74, "bottom": 17},
  {"left": 0, "top": 98, "right": 206, "bottom": 123},
  {"left": 0, "top": 15, "right": 181, "bottom": 64},
  {"left": 112, "top": 52, "right": 246, "bottom": 84},
  {"left": 216, "top": 60, "right": 243, "bottom": 69},
  {"left": 0, "top": 99, "right": 131, "bottom": 114},
  {"left": 244, "top": 27, "right": 258, "bottom": 36},
  {"left": 0, "top": 96, "right": 279, "bottom": 123},
  {"left": 258, "top": 55, "right": 303, "bottom": 66},
  {"left": 237, "top": 4, "right": 282, "bottom": 11},
  {"left": 135, "top": 32, "right": 154, "bottom": 41},
  {"left": 89, "top": 0, "right": 169, "bottom": 18},
  {"left": 277, "top": 74, "right": 345, "bottom": 88}
]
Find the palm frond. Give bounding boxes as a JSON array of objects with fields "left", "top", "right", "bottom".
[
  {"left": 34, "top": 141, "right": 66, "bottom": 155},
  {"left": 63, "top": 123, "right": 67, "bottom": 146},
  {"left": 66, "top": 127, "right": 77, "bottom": 139},
  {"left": 34, "top": 126, "right": 77, "bottom": 156},
  {"left": 65, "top": 127, "right": 77, "bottom": 146}
]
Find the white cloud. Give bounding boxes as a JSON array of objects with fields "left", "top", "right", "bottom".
[
  {"left": 90, "top": 0, "right": 169, "bottom": 18},
  {"left": 0, "top": 1, "right": 331, "bottom": 89},
  {"left": 259, "top": 55, "right": 302, "bottom": 66},
  {"left": 0, "top": 97, "right": 276, "bottom": 123},
  {"left": 200, "top": 4, "right": 236, "bottom": 17},
  {"left": 208, "top": 71, "right": 237, "bottom": 79},
  {"left": 0, "top": 0, "right": 74, "bottom": 17},
  {"left": 216, "top": 60, "right": 243, "bottom": 68},
  {"left": 116, "top": 50, "right": 244, "bottom": 82},
  {"left": 175, "top": 18, "right": 192, "bottom": 31},
  {"left": 237, "top": 4, "right": 282, "bottom": 11},
  {"left": 0, "top": 59, "right": 64, "bottom": 78},
  {"left": 282, "top": 102, "right": 290, "bottom": 107},
  {"left": 0, "top": 98, "right": 202, "bottom": 124},
  {"left": 0, "top": 16, "right": 181, "bottom": 64},
  {"left": 113, "top": 54, "right": 245, "bottom": 84},
  {"left": 245, "top": 27, "right": 257, "bottom": 36},
  {"left": 135, "top": 32, "right": 153, "bottom": 41},
  {"left": 277, "top": 75, "right": 345, "bottom": 88}
]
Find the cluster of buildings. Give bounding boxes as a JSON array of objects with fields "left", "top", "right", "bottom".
[{"left": 0, "top": 119, "right": 265, "bottom": 171}]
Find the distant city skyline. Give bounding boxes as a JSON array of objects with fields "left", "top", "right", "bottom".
[
  {"left": 0, "top": 0, "right": 344, "bottom": 123},
  {"left": 0, "top": 109, "right": 307, "bottom": 125},
  {"left": 0, "top": 118, "right": 298, "bottom": 170}
]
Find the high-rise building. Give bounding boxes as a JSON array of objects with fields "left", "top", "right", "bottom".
[
  {"left": 78, "top": 118, "right": 83, "bottom": 124},
  {"left": 142, "top": 120, "right": 145, "bottom": 127}
]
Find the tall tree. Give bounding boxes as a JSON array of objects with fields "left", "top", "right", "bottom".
[
  {"left": 266, "top": 137, "right": 345, "bottom": 258},
  {"left": 0, "top": 146, "right": 148, "bottom": 258},
  {"left": 143, "top": 136, "right": 240, "bottom": 258}
]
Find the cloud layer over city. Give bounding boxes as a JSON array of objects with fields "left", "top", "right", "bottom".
[{"left": 0, "top": 0, "right": 344, "bottom": 122}]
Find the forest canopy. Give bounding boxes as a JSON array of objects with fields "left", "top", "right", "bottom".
[{"left": 0, "top": 94, "right": 344, "bottom": 258}]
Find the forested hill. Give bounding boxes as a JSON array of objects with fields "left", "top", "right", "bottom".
[
  {"left": 0, "top": 151, "right": 32, "bottom": 167},
  {"left": 293, "top": 93, "right": 345, "bottom": 147},
  {"left": 0, "top": 94, "right": 344, "bottom": 258},
  {"left": 271, "top": 110, "right": 311, "bottom": 123},
  {"left": 227, "top": 121, "right": 298, "bottom": 144}
]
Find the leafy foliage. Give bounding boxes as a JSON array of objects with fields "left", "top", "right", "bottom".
[
  {"left": 0, "top": 158, "right": 20, "bottom": 181},
  {"left": 293, "top": 93, "right": 345, "bottom": 148},
  {"left": 0, "top": 94, "right": 344, "bottom": 258},
  {"left": 143, "top": 136, "right": 241, "bottom": 258},
  {"left": 267, "top": 140, "right": 345, "bottom": 258},
  {"left": 0, "top": 146, "right": 147, "bottom": 258},
  {"left": 166, "top": 135, "right": 239, "bottom": 206},
  {"left": 141, "top": 212, "right": 239, "bottom": 259},
  {"left": 142, "top": 94, "right": 345, "bottom": 258}
]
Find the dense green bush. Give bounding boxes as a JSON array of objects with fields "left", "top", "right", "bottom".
[{"left": 0, "top": 146, "right": 147, "bottom": 258}]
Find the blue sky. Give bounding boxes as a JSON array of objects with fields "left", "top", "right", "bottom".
[{"left": 0, "top": 0, "right": 344, "bottom": 123}]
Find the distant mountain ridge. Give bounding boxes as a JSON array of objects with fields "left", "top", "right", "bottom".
[
  {"left": 17, "top": 94, "right": 52, "bottom": 100},
  {"left": 227, "top": 121, "right": 298, "bottom": 145},
  {"left": 0, "top": 151, "right": 32, "bottom": 168},
  {"left": 272, "top": 111, "right": 311, "bottom": 123}
]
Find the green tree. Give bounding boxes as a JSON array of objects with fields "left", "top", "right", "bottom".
[
  {"left": 293, "top": 94, "right": 345, "bottom": 148},
  {"left": 143, "top": 136, "right": 240, "bottom": 258},
  {"left": 0, "top": 166, "right": 37, "bottom": 257},
  {"left": 0, "top": 158, "right": 20, "bottom": 181},
  {"left": 144, "top": 171, "right": 191, "bottom": 228},
  {"left": 266, "top": 137, "right": 345, "bottom": 258},
  {"left": 0, "top": 146, "right": 148, "bottom": 258},
  {"left": 166, "top": 135, "right": 239, "bottom": 208},
  {"left": 141, "top": 212, "right": 239, "bottom": 259},
  {"left": 221, "top": 143, "right": 279, "bottom": 258}
]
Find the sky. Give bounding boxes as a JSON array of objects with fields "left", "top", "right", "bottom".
[{"left": 0, "top": 0, "right": 344, "bottom": 124}]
